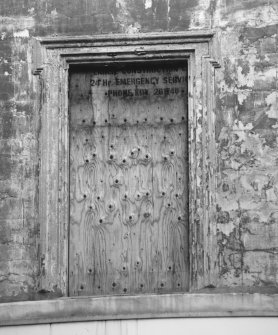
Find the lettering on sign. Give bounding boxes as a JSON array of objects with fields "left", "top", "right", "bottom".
[{"left": 90, "top": 66, "right": 187, "bottom": 99}]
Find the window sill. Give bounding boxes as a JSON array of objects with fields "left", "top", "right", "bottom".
[{"left": 1, "top": 292, "right": 278, "bottom": 326}]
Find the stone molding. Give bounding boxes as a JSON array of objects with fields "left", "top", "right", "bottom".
[{"left": 1, "top": 293, "right": 278, "bottom": 326}]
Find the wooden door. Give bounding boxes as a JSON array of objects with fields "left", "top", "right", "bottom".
[{"left": 69, "top": 62, "right": 189, "bottom": 296}]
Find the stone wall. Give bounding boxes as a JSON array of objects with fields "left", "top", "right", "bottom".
[{"left": 0, "top": 0, "right": 277, "bottom": 301}]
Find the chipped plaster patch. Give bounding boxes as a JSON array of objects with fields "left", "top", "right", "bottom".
[
  {"left": 145, "top": 0, "right": 152, "bottom": 9},
  {"left": 28, "top": 7, "right": 35, "bottom": 15},
  {"left": 0, "top": 16, "right": 35, "bottom": 32},
  {"left": 51, "top": 9, "right": 59, "bottom": 17},
  {"left": 232, "top": 120, "right": 253, "bottom": 141},
  {"left": 260, "top": 67, "right": 277, "bottom": 77},
  {"left": 115, "top": 0, "right": 124, "bottom": 8},
  {"left": 220, "top": 5, "right": 278, "bottom": 28},
  {"left": 237, "top": 90, "right": 250, "bottom": 105},
  {"left": 237, "top": 54, "right": 258, "bottom": 89},
  {"left": 189, "top": 0, "right": 212, "bottom": 29},
  {"left": 113, "top": 0, "right": 132, "bottom": 32},
  {"left": 220, "top": 29, "right": 242, "bottom": 58},
  {"left": 233, "top": 120, "right": 253, "bottom": 131},
  {"left": 218, "top": 80, "right": 235, "bottom": 94},
  {"left": 266, "top": 92, "right": 278, "bottom": 119},
  {"left": 126, "top": 23, "right": 141, "bottom": 34},
  {"left": 237, "top": 65, "right": 254, "bottom": 88},
  {"left": 13, "top": 29, "right": 29, "bottom": 38},
  {"left": 219, "top": 221, "right": 237, "bottom": 236},
  {"left": 190, "top": 9, "right": 208, "bottom": 29}
]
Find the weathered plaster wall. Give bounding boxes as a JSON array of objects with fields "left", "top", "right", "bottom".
[
  {"left": 212, "top": 2, "right": 278, "bottom": 288},
  {"left": 0, "top": 0, "right": 277, "bottom": 301}
]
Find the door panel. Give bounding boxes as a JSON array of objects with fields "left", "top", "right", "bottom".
[{"left": 69, "top": 63, "right": 189, "bottom": 296}]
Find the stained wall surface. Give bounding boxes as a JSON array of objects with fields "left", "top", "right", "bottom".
[
  {"left": 1, "top": 318, "right": 278, "bottom": 335},
  {"left": 0, "top": 0, "right": 278, "bottom": 301}
]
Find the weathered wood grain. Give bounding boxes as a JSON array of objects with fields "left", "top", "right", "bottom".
[{"left": 69, "top": 64, "right": 189, "bottom": 296}]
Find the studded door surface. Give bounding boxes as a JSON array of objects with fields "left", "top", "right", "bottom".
[{"left": 69, "top": 63, "right": 189, "bottom": 296}]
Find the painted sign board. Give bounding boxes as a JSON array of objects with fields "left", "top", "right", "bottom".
[{"left": 69, "top": 62, "right": 189, "bottom": 296}]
